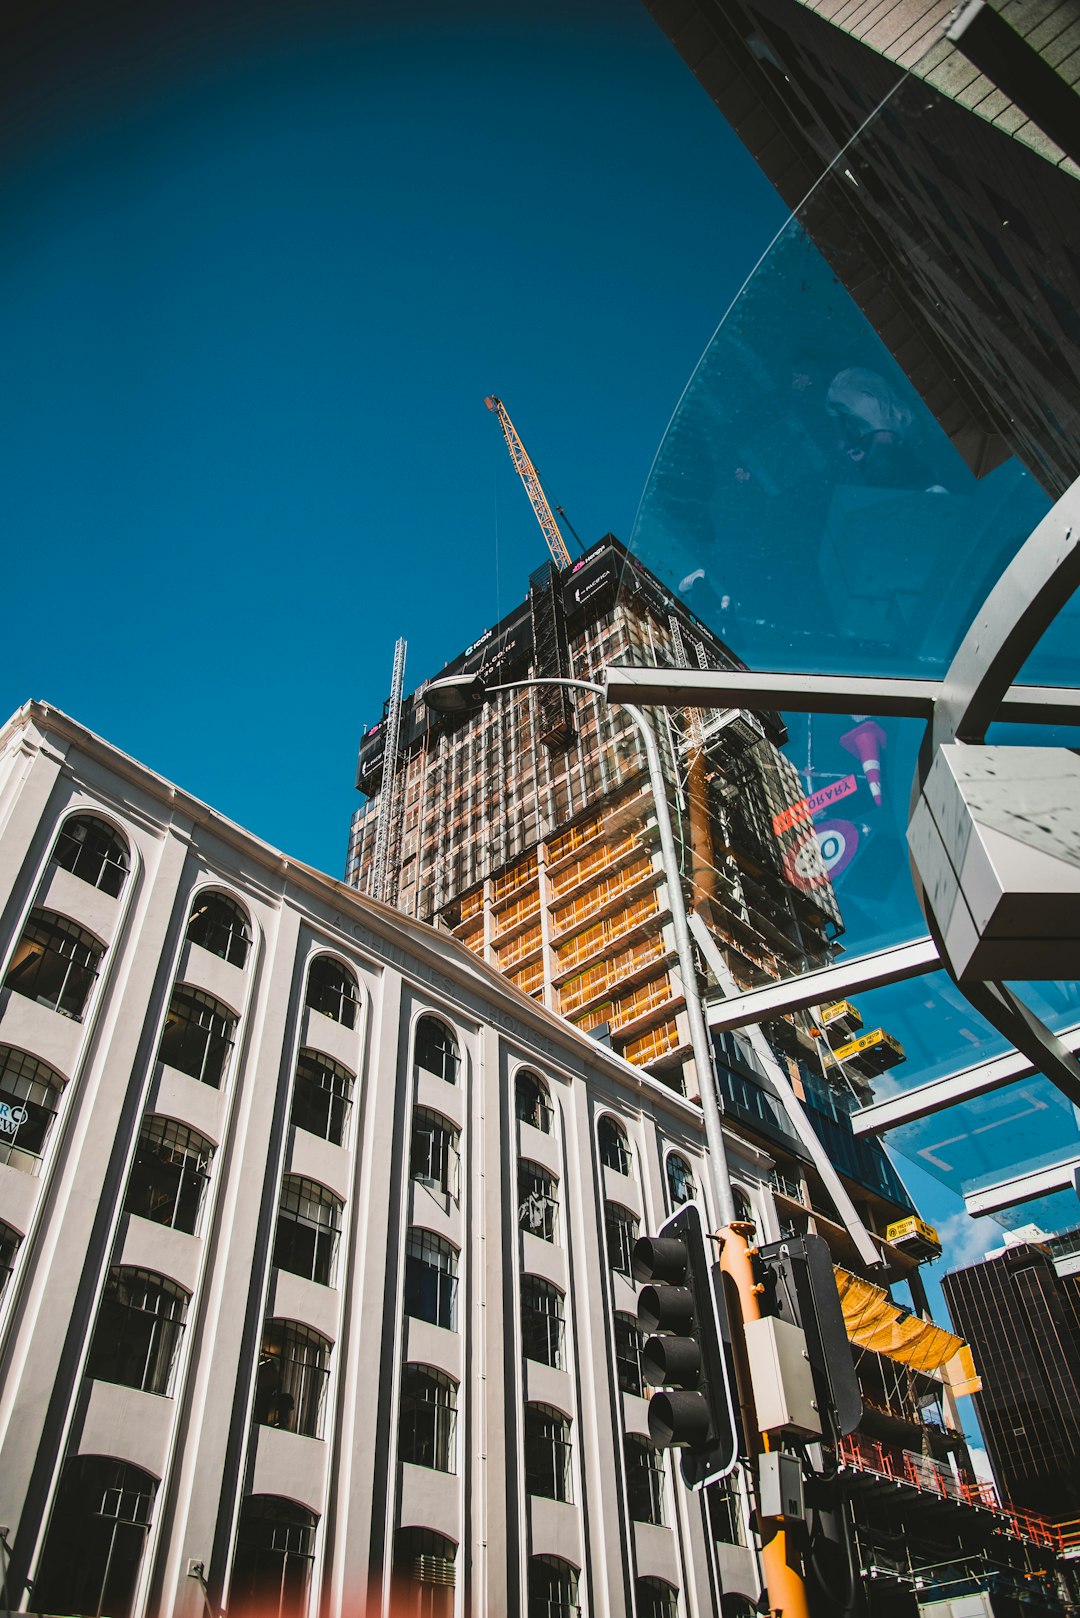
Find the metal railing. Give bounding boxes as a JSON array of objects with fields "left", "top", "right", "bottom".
[{"left": 838, "top": 1434, "right": 1080, "bottom": 1554}]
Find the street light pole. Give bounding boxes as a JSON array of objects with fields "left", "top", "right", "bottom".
[
  {"left": 423, "top": 669, "right": 813, "bottom": 1618},
  {"left": 431, "top": 673, "right": 736, "bottom": 1222}
]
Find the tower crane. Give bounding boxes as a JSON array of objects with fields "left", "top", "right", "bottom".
[{"left": 485, "top": 395, "right": 574, "bottom": 570}]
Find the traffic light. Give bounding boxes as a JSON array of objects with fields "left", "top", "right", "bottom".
[
  {"left": 757, "top": 1233, "right": 862, "bottom": 1443},
  {"left": 632, "top": 1201, "right": 738, "bottom": 1488}
]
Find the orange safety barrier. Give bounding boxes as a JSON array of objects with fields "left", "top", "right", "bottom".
[
  {"left": 609, "top": 975, "right": 676, "bottom": 1029},
  {"left": 509, "top": 959, "right": 545, "bottom": 996},
  {"left": 547, "top": 830, "right": 642, "bottom": 899},
  {"left": 838, "top": 1435, "right": 1080, "bottom": 1554},
  {"left": 490, "top": 889, "right": 540, "bottom": 937},
  {"left": 559, "top": 935, "right": 667, "bottom": 1015},
  {"left": 550, "top": 855, "right": 655, "bottom": 938},
  {"left": 554, "top": 895, "right": 660, "bottom": 971},
  {"left": 495, "top": 924, "right": 543, "bottom": 969},
  {"left": 492, "top": 855, "right": 537, "bottom": 905},
  {"left": 458, "top": 889, "right": 483, "bottom": 924},
  {"left": 546, "top": 813, "right": 604, "bottom": 865},
  {"left": 621, "top": 1017, "right": 681, "bottom": 1065}
]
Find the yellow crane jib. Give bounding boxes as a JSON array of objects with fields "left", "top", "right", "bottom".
[{"left": 485, "top": 395, "right": 574, "bottom": 570}]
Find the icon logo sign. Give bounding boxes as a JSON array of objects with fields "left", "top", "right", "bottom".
[
  {"left": 0, "top": 1102, "right": 28, "bottom": 1140},
  {"left": 815, "top": 818, "right": 859, "bottom": 878}
]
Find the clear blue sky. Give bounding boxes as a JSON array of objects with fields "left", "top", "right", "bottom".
[
  {"left": 1, "top": 0, "right": 998, "bottom": 1353},
  {"left": 0, "top": 1, "right": 785, "bottom": 876}
]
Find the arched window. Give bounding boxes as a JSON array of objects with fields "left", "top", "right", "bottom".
[
  {"left": 392, "top": 1529, "right": 457, "bottom": 1617},
  {"left": 528, "top": 1556, "right": 580, "bottom": 1618},
  {"left": 614, "top": 1312, "right": 646, "bottom": 1396},
  {"left": 87, "top": 1267, "right": 189, "bottom": 1395},
  {"left": 404, "top": 1229, "right": 459, "bottom": 1331},
  {"left": 305, "top": 956, "right": 359, "bottom": 1029},
  {"left": 290, "top": 1049, "right": 354, "bottom": 1146},
  {"left": 598, "top": 1116, "right": 632, "bottom": 1176},
  {"left": 254, "top": 1320, "right": 331, "bottom": 1439},
  {"left": 157, "top": 985, "right": 236, "bottom": 1088},
  {"left": 516, "top": 1069, "right": 552, "bottom": 1132},
  {"left": 605, "top": 1203, "right": 639, "bottom": 1279},
  {"left": 51, "top": 815, "right": 129, "bottom": 897},
  {"left": 414, "top": 1015, "right": 459, "bottom": 1084},
  {"left": 518, "top": 1161, "right": 559, "bottom": 1243},
  {"left": 524, "top": 1404, "right": 572, "bottom": 1501},
  {"left": 637, "top": 1578, "right": 680, "bottom": 1618},
  {"left": 0, "top": 1045, "right": 64, "bottom": 1171},
  {"left": 399, "top": 1364, "right": 458, "bottom": 1472},
  {"left": 521, "top": 1277, "right": 565, "bottom": 1368},
  {"left": 124, "top": 1116, "right": 213, "bottom": 1234},
  {"left": 4, "top": 910, "right": 103, "bottom": 1020},
  {"left": 625, "top": 1436, "right": 666, "bottom": 1524},
  {"left": 274, "top": 1177, "right": 343, "bottom": 1287},
  {"left": 0, "top": 1220, "right": 20, "bottom": 1296},
  {"left": 186, "top": 891, "right": 251, "bottom": 968},
  {"left": 32, "top": 1457, "right": 156, "bottom": 1618},
  {"left": 231, "top": 1497, "right": 317, "bottom": 1618},
  {"left": 666, "top": 1153, "right": 695, "bottom": 1208},
  {"left": 733, "top": 1186, "right": 757, "bottom": 1234},
  {"left": 410, "top": 1108, "right": 460, "bottom": 1200}
]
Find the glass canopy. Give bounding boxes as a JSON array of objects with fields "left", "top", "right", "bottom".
[{"left": 625, "top": 63, "right": 1080, "bottom": 1237}]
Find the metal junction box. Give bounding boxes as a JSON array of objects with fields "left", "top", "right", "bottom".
[
  {"left": 758, "top": 1450, "right": 805, "bottom": 1525},
  {"left": 744, "top": 1315, "right": 822, "bottom": 1437}
]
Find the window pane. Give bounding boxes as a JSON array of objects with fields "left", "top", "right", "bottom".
[
  {"left": 305, "top": 958, "right": 358, "bottom": 1028},
  {"left": 415, "top": 1016, "right": 459, "bottom": 1083},
  {"left": 528, "top": 1557, "right": 580, "bottom": 1618},
  {"left": 666, "top": 1154, "right": 695, "bottom": 1208},
  {"left": 186, "top": 893, "right": 251, "bottom": 968},
  {"left": 52, "top": 816, "right": 129, "bottom": 897},
  {"left": 274, "top": 1178, "right": 342, "bottom": 1287},
  {"left": 518, "top": 1162, "right": 559, "bottom": 1243},
  {"left": 404, "top": 1230, "right": 458, "bottom": 1331},
  {"left": 598, "top": 1117, "right": 632, "bottom": 1176},
  {"left": 157, "top": 987, "right": 236, "bottom": 1088},
  {"left": 32, "top": 1457, "right": 156, "bottom": 1618},
  {"left": 231, "top": 1497, "right": 317, "bottom": 1618},
  {"left": 399, "top": 1365, "right": 458, "bottom": 1472},
  {"left": 0, "top": 1046, "right": 63, "bottom": 1171},
  {"left": 124, "top": 1117, "right": 212, "bottom": 1234},
  {"left": 410, "top": 1109, "right": 459, "bottom": 1199},
  {"left": 615, "top": 1313, "right": 645, "bottom": 1396},
  {"left": 290, "top": 1050, "right": 353, "bottom": 1146},
  {"left": 625, "top": 1438, "right": 665, "bottom": 1525},
  {"left": 87, "top": 1268, "right": 189, "bottom": 1395},
  {"left": 525, "top": 1404, "right": 572, "bottom": 1501},
  {"left": 605, "top": 1205, "right": 639, "bottom": 1278},
  {"left": 522, "top": 1278, "right": 565, "bottom": 1369},
  {"left": 255, "top": 1321, "right": 330, "bottom": 1439},
  {"left": 4, "top": 911, "right": 102, "bottom": 1020},
  {"left": 516, "top": 1071, "right": 552, "bottom": 1132}
]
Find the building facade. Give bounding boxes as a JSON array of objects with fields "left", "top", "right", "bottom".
[
  {"left": 0, "top": 702, "right": 1073, "bottom": 1618},
  {"left": 346, "top": 537, "right": 842, "bottom": 1085},
  {"left": 943, "top": 1237, "right": 1080, "bottom": 1521}
]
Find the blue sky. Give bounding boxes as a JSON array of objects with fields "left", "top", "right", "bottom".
[
  {"left": 1, "top": 2, "right": 785, "bottom": 876},
  {"left": 1, "top": 2, "right": 1000, "bottom": 1336}
]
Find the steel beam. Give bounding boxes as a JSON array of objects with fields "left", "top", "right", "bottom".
[
  {"left": 704, "top": 936, "right": 939, "bottom": 1032},
  {"left": 602, "top": 666, "right": 1080, "bottom": 725},
  {"left": 964, "top": 1158, "right": 1080, "bottom": 1217},
  {"left": 851, "top": 1021, "right": 1080, "bottom": 1135}
]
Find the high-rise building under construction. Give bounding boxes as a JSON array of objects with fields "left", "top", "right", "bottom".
[{"left": 346, "top": 535, "right": 842, "bottom": 1085}]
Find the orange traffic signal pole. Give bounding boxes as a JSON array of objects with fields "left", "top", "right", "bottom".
[{"left": 719, "top": 1219, "right": 813, "bottom": 1618}]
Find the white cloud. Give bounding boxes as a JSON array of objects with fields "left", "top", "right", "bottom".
[
  {"left": 935, "top": 1209, "right": 999, "bottom": 1272},
  {"left": 964, "top": 1444, "right": 995, "bottom": 1484}
]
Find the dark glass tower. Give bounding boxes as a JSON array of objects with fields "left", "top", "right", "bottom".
[{"left": 942, "top": 1238, "right": 1080, "bottom": 1519}]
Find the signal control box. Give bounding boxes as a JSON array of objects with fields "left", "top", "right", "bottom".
[{"left": 743, "top": 1315, "right": 822, "bottom": 1437}]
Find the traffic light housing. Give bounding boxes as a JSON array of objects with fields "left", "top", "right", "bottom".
[
  {"left": 757, "top": 1233, "right": 862, "bottom": 1443},
  {"left": 632, "top": 1202, "right": 738, "bottom": 1489}
]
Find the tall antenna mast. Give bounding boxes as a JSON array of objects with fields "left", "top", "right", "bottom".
[{"left": 369, "top": 636, "right": 407, "bottom": 904}]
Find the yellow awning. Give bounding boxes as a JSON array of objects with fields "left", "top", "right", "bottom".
[{"left": 834, "top": 1267, "right": 964, "bottom": 1374}]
